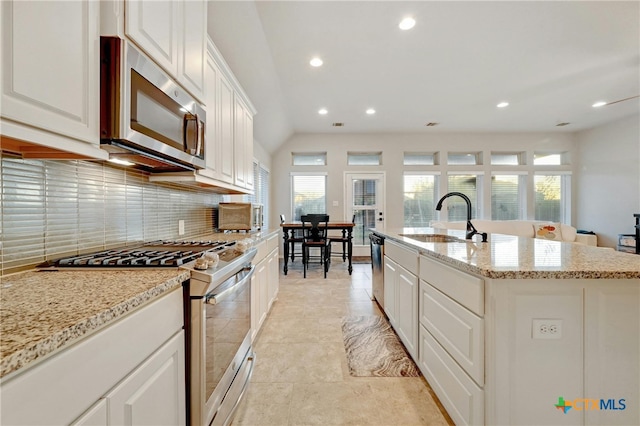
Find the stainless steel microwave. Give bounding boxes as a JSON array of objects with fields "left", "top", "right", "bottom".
[{"left": 100, "top": 36, "right": 205, "bottom": 172}]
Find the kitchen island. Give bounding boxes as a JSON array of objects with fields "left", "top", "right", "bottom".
[{"left": 373, "top": 227, "right": 639, "bottom": 426}]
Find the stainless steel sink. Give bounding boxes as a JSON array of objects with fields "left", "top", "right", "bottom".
[{"left": 399, "top": 233, "right": 462, "bottom": 243}]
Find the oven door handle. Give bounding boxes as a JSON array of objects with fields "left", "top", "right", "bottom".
[{"left": 205, "top": 265, "right": 255, "bottom": 305}]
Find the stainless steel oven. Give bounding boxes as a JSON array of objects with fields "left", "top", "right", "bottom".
[
  {"left": 100, "top": 36, "right": 206, "bottom": 172},
  {"left": 185, "top": 248, "right": 257, "bottom": 426},
  {"left": 38, "top": 240, "right": 258, "bottom": 426}
]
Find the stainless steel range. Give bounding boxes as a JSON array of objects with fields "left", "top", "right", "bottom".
[{"left": 37, "top": 239, "right": 258, "bottom": 426}]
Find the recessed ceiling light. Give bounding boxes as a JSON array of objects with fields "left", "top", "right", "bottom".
[
  {"left": 366, "top": 108, "right": 376, "bottom": 115},
  {"left": 592, "top": 101, "right": 607, "bottom": 108},
  {"left": 399, "top": 17, "right": 416, "bottom": 30},
  {"left": 310, "top": 57, "right": 323, "bottom": 67},
  {"left": 497, "top": 102, "right": 509, "bottom": 108},
  {"left": 318, "top": 108, "right": 328, "bottom": 115}
]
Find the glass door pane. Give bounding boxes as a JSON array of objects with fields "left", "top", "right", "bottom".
[{"left": 346, "top": 173, "right": 385, "bottom": 250}]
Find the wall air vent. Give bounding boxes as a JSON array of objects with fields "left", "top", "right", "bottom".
[
  {"left": 425, "top": 122, "right": 439, "bottom": 127},
  {"left": 556, "top": 122, "right": 570, "bottom": 127},
  {"left": 332, "top": 122, "right": 344, "bottom": 127}
]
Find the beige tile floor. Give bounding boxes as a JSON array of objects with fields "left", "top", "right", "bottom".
[{"left": 232, "top": 257, "right": 453, "bottom": 426}]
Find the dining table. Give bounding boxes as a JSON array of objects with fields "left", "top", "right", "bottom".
[{"left": 280, "top": 221, "right": 355, "bottom": 275}]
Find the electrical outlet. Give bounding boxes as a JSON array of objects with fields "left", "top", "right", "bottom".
[
  {"left": 532, "top": 319, "right": 562, "bottom": 339},
  {"left": 178, "top": 220, "right": 185, "bottom": 236}
]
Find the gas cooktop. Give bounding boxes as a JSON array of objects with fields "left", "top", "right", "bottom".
[{"left": 37, "top": 240, "right": 238, "bottom": 269}]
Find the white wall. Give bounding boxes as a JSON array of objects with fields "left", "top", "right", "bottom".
[
  {"left": 575, "top": 114, "right": 640, "bottom": 248},
  {"left": 271, "top": 132, "right": 577, "bottom": 231}
]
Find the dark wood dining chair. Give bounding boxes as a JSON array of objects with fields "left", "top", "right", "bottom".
[
  {"left": 330, "top": 214, "right": 355, "bottom": 262},
  {"left": 281, "top": 214, "right": 303, "bottom": 262},
  {"left": 301, "top": 214, "right": 331, "bottom": 278}
]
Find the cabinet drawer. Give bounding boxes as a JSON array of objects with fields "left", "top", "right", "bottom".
[
  {"left": 386, "top": 239, "right": 418, "bottom": 275},
  {"left": 419, "top": 325, "right": 484, "bottom": 426},
  {"left": 420, "top": 255, "right": 484, "bottom": 316},
  {"left": 420, "top": 281, "right": 484, "bottom": 385},
  {"left": 266, "top": 232, "right": 279, "bottom": 252}
]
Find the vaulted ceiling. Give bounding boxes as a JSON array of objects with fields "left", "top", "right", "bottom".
[{"left": 207, "top": 1, "right": 640, "bottom": 153}]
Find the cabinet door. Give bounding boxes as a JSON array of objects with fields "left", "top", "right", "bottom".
[
  {"left": 125, "top": 0, "right": 179, "bottom": 77},
  {"left": 106, "top": 332, "right": 186, "bottom": 426},
  {"left": 201, "top": 53, "right": 220, "bottom": 179},
  {"left": 178, "top": 0, "right": 205, "bottom": 101},
  {"left": 70, "top": 399, "right": 108, "bottom": 426},
  {"left": 0, "top": 0, "right": 100, "bottom": 147},
  {"left": 244, "top": 110, "right": 255, "bottom": 190},
  {"left": 383, "top": 256, "right": 398, "bottom": 326},
  {"left": 233, "top": 98, "right": 246, "bottom": 188},
  {"left": 396, "top": 264, "right": 418, "bottom": 359},
  {"left": 258, "top": 260, "right": 268, "bottom": 328},
  {"left": 267, "top": 248, "right": 279, "bottom": 309},
  {"left": 218, "top": 76, "right": 235, "bottom": 183}
]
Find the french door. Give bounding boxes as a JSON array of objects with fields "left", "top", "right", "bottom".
[{"left": 345, "top": 173, "right": 385, "bottom": 257}]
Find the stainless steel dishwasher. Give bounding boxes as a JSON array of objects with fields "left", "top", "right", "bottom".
[{"left": 369, "top": 232, "right": 384, "bottom": 308}]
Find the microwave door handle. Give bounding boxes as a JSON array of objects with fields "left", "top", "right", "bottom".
[
  {"left": 194, "top": 113, "right": 203, "bottom": 158},
  {"left": 183, "top": 113, "right": 197, "bottom": 155}
]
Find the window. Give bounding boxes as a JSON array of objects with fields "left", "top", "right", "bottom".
[
  {"left": 404, "top": 152, "right": 438, "bottom": 166},
  {"left": 445, "top": 174, "right": 482, "bottom": 220},
  {"left": 534, "top": 152, "right": 567, "bottom": 165},
  {"left": 491, "top": 173, "right": 526, "bottom": 220},
  {"left": 447, "top": 152, "right": 481, "bottom": 165},
  {"left": 291, "top": 173, "right": 326, "bottom": 220},
  {"left": 249, "top": 161, "right": 270, "bottom": 227},
  {"left": 347, "top": 152, "right": 382, "bottom": 166},
  {"left": 534, "top": 173, "right": 571, "bottom": 223},
  {"left": 491, "top": 152, "right": 524, "bottom": 166},
  {"left": 404, "top": 174, "right": 439, "bottom": 227},
  {"left": 292, "top": 152, "right": 326, "bottom": 166}
]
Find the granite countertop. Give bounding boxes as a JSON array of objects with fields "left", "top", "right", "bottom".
[
  {"left": 376, "top": 227, "right": 640, "bottom": 280},
  {"left": 0, "top": 230, "right": 280, "bottom": 381},
  {"left": 0, "top": 269, "right": 190, "bottom": 380}
]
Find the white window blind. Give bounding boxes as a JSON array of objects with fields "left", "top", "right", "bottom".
[
  {"left": 403, "top": 174, "right": 439, "bottom": 226},
  {"left": 491, "top": 174, "right": 526, "bottom": 220},
  {"left": 347, "top": 152, "right": 382, "bottom": 165},
  {"left": 445, "top": 174, "right": 482, "bottom": 221},
  {"left": 534, "top": 173, "right": 571, "bottom": 223},
  {"left": 291, "top": 174, "right": 327, "bottom": 220}
]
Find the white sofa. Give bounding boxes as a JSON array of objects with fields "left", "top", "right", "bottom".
[{"left": 430, "top": 220, "right": 598, "bottom": 246}]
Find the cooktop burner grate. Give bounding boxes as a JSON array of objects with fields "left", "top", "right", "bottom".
[{"left": 38, "top": 240, "right": 238, "bottom": 269}]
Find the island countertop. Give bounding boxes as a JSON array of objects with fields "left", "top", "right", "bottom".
[{"left": 375, "top": 227, "right": 640, "bottom": 280}]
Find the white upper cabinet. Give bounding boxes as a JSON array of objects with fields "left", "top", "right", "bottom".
[
  {"left": 103, "top": 0, "right": 206, "bottom": 103},
  {"left": 195, "top": 38, "right": 255, "bottom": 193},
  {"left": 125, "top": 0, "right": 179, "bottom": 77},
  {"left": 179, "top": 0, "right": 206, "bottom": 102},
  {"left": 0, "top": 0, "right": 105, "bottom": 158}
]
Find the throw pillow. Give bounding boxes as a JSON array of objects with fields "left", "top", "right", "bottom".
[{"left": 534, "top": 223, "right": 563, "bottom": 241}]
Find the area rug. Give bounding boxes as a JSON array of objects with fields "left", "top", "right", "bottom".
[{"left": 341, "top": 315, "right": 420, "bottom": 377}]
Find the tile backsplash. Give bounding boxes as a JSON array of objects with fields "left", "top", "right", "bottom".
[{"left": 0, "top": 155, "right": 223, "bottom": 275}]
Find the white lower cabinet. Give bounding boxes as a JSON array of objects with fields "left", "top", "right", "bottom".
[
  {"left": 0, "top": 289, "right": 185, "bottom": 426},
  {"left": 251, "top": 234, "right": 280, "bottom": 340},
  {"left": 70, "top": 399, "right": 108, "bottom": 426},
  {"left": 419, "top": 254, "right": 484, "bottom": 426},
  {"left": 419, "top": 325, "right": 484, "bottom": 426},
  {"left": 383, "top": 240, "right": 419, "bottom": 359},
  {"left": 106, "top": 332, "right": 185, "bottom": 426}
]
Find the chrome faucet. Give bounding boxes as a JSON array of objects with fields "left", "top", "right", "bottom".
[{"left": 435, "top": 192, "right": 487, "bottom": 242}]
